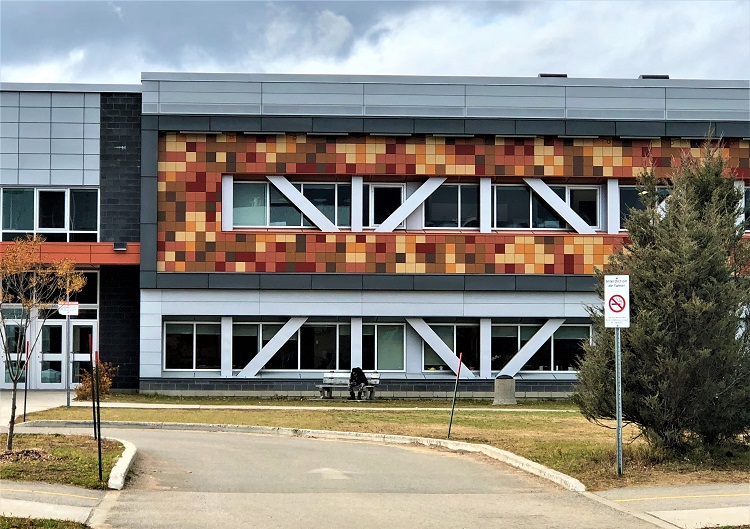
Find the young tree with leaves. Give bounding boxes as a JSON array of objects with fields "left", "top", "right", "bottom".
[
  {"left": 1, "top": 236, "right": 85, "bottom": 450},
  {"left": 574, "top": 141, "right": 750, "bottom": 452}
]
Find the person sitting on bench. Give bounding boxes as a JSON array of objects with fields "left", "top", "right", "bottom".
[{"left": 348, "top": 367, "right": 369, "bottom": 400}]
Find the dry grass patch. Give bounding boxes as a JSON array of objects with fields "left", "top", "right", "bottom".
[
  {"left": 0, "top": 434, "right": 122, "bottom": 489},
  {"left": 0, "top": 518, "right": 89, "bottom": 529},
  {"left": 26, "top": 406, "right": 749, "bottom": 490}
]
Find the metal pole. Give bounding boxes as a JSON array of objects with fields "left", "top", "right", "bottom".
[
  {"left": 615, "top": 327, "right": 623, "bottom": 476},
  {"left": 94, "top": 351, "right": 103, "bottom": 482},
  {"left": 23, "top": 341, "right": 29, "bottom": 422},
  {"left": 447, "top": 352, "right": 463, "bottom": 439},
  {"left": 90, "top": 347, "right": 97, "bottom": 439},
  {"left": 65, "top": 313, "right": 71, "bottom": 408}
]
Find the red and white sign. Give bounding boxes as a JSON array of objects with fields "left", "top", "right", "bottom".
[
  {"left": 58, "top": 301, "right": 79, "bottom": 316},
  {"left": 604, "top": 275, "right": 630, "bottom": 328}
]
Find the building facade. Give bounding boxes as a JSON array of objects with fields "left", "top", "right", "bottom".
[{"left": 2, "top": 74, "right": 749, "bottom": 397}]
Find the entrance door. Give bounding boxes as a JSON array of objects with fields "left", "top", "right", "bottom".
[
  {"left": 1, "top": 324, "right": 27, "bottom": 390},
  {"left": 70, "top": 322, "right": 97, "bottom": 387},
  {"left": 38, "top": 323, "right": 65, "bottom": 389}
]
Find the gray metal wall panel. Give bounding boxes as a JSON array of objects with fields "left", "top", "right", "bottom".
[
  {"left": 0, "top": 92, "right": 20, "bottom": 106},
  {"left": 50, "top": 123, "right": 82, "bottom": 138},
  {"left": 0, "top": 168, "right": 19, "bottom": 184},
  {"left": 666, "top": 87, "right": 749, "bottom": 99},
  {"left": 141, "top": 131, "right": 158, "bottom": 176},
  {"left": 466, "top": 95, "right": 566, "bottom": 108},
  {"left": 262, "top": 82, "right": 363, "bottom": 95},
  {"left": 565, "top": 120, "right": 616, "bottom": 136},
  {"left": 158, "top": 115, "right": 210, "bottom": 131},
  {"left": 516, "top": 120, "right": 565, "bottom": 135},
  {"left": 19, "top": 153, "right": 50, "bottom": 169},
  {"left": 1, "top": 123, "right": 19, "bottom": 137},
  {"left": 50, "top": 169, "right": 83, "bottom": 185},
  {"left": 18, "top": 169, "right": 50, "bottom": 185},
  {"left": 664, "top": 122, "right": 713, "bottom": 137},
  {"left": 51, "top": 138, "right": 83, "bottom": 153},
  {"left": 140, "top": 177, "right": 158, "bottom": 224},
  {"left": 466, "top": 107, "right": 565, "bottom": 118},
  {"left": 365, "top": 83, "right": 465, "bottom": 96},
  {"left": 566, "top": 86, "right": 665, "bottom": 98},
  {"left": 362, "top": 118, "right": 414, "bottom": 134},
  {"left": 140, "top": 223, "right": 158, "bottom": 272},
  {"left": 19, "top": 138, "right": 50, "bottom": 153},
  {"left": 414, "top": 119, "right": 465, "bottom": 134},
  {"left": 464, "top": 119, "right": 515, "bottom": 135},
  {"left": 141, "top": 115, "right": 159, "bottom": 131},
  {"left": 366, "top": 105, "right": 466, "bottom": 117},
  {"left": 157, "top": 273, "right": 209, "bottom": 289},
  {"left": 0, "top": 138, "right": 18, "bottom": 153},
  {"left": 210, "top": 116, "right": 261, "bottom": 132},
  {"left": 615, "top": 121, "right": 666, "bottom": 137},
  {"left": 0, "top": 153, "right": 19, "bottom": 168},
  {"left": 262, "top": 104, "right": 362, "bottom": 116},
  {"left": 666, "top": 98, "right": 750, "bottom": 111},
  {"left": 668, "top": 110, "right": 750, "bottom": 121},
  {"left": 569, "top": 109, "right": 665, "bottom": 120},
  {"left": 364, "top": 94, "right": 465, "bottom": 107},
  {"left": 20, "top": 107, "right": 51, "bottom": 122},
  {"left": 567, "top": 97, "right": 665, "bottom": 110},
  {"left": 465, "top": 275, "right": 516, "bottom": 291},
  {"left": 159, "top": 91, "right": 261, "bottom": 105},
  {"left": 159, "top": 103, "right": 262, "bottom": 115},
  {"left": 51, "top": 93, "right": 84, "bottom": 107},
  {"left": 0, "top": 107, "right": 19, "bottom": 122},
  {"left": 466, "top": 85, "right": 566, "bottom": 97},
  {"left": 20, "top": 92, "right": 51, "bottom": 106},
  {"left": 261, "top": 117, "right": 313, "bottom": 132},
  {"left": 84, "top": 93, "right": 100, "bottom": 108},
  {"left": 312, "top": 117, "right": 364, "bottom": 133},
  {"left": 51, "top": 154, "right": 83, "bottom": 169},
  {"left": 83, "top": 107, "right": 99, "bottom": 124},
  {"left": 160, "top": 81, "right": 262, "bottom": 93},
  {"left": 263, "top": 93, "right": 362, "bottom": 105},
  {"left": 20, "top": 123, "right": 51, "bottom": 138}
]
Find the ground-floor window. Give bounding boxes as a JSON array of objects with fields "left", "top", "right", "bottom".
[
  {"left": 491, "top": 324, "right": 590, "bottom": 372},
  {"left": 232, "top": 323, "right": 352, "bottom": 371},
  {"left": 423, "top": 324, "right": 480, "bottom": 372},
  {"left": 362, "top": 324, "right": 405, "bottom": 371},
  {"left": 164, "top": 323, "right": 221, "bottom": 370}
]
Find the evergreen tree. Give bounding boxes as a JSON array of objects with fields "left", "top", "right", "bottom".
[{"left": 573, "top": 141, "right": 750, "bottom": 451}]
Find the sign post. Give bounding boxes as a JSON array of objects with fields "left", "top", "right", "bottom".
[
  {"left": 58, "top": 301, "right": 79, "bottom": 408},
  {"left": 604, "top": 275, "right": 630, "bottom": 476}
]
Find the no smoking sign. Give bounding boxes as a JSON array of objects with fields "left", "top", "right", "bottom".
[{"left": 604, "top": 275, "right": 630, "bottom": 328}]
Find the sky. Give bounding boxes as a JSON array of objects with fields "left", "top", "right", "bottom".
[{"left": 0, "top": 0, "right": 749, "bottom": 84}]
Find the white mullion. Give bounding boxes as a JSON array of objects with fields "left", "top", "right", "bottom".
[
  {"left": 192, "top": 323, "right": 197, "bottom": 370},
  {"left": 265, "top": 183, "right": 271, "bottom": 226}
]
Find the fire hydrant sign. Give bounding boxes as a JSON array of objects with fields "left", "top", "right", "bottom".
[{"left": 604, "top": 275, "right": 630, "bottom": 328}]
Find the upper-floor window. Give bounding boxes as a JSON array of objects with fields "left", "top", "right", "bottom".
[
  {"left": 744, "top": 188, "right": 750, "bottom": 231},
  {"left": 363, "top": 184, "right": 404, "bottom": 228},
  {"left": 494, "top": 185, "right": 599, "bottom": 230},
  {"left": 1, "top": 188, "right": 98, "bottom": 242},
  {"left": 619, "top": 185, "right": 669, "bottom": 229},
  {"left": 233, "top": 181, "right": 351, "bottom": 228},
  {"left": 424, "top": 184, "right": 479, "bottom": 228}
]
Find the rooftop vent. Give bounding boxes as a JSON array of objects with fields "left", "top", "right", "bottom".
[
  {"left": 639, "top": 74, "right": 670, "bottom": 79},
  {"left": 538, "top": 73, "right": 568, "bottom": 78}
]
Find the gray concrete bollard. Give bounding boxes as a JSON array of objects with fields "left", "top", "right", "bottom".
[{"left": 493, "top": 375, "right": 516, "bottom": 405}]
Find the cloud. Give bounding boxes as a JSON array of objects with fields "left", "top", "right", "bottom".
[{"left": 0, "top": 0, "right": 747, "bottom": 83}]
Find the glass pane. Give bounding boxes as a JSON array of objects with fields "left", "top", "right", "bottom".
[
  {"left": 619, "top": 187, "right": 643, "bottom": 227},
  {"left": 2, "top": 188, "right": 33, "bottom": 230},
  {"left": 361, "top": 325, "right": 375, "bottom": 370},
  {"left": 264, "top": 325, "right": 298, "bottom": 369},
  {"left": 233, "top": 183, "right": 266, "bottom": 227},
  {"left": 195, "top": 324, "right": 221, "bottom": 370},
  {"left": 300, "top": 325, "right": 337, "bottom": 370},
  {"left": 72, "top": 361, "right": 91, "bottom": 384},
  {"left": 362, "top": 184, "right": 370, "bottom": 227},
  {"left": 338, "top": 325, "right": 351, "bottom": 371},
  {"left": 553, "top": 326, "right": 590, "bottom": 371},
  {"left": 372, "top": 187, "right": 402, "bottom": 225},
  {"left": 6, "top": 325, "right": 26, "bottom": 358},
  {"left": 745, "top": 189, "right": 750, "bottom": 230},
  {"left": 232, "top": 324, "right": 258, "bottom": 370},
  {"left": 40, "top": 361, "right": 62, "bottom": 383},
  {"left": 269, "top": 186, "right": 302, "bottom": 227},
  {"left": 38, "top": 191, "right": 66, "bottom": 229},
  {"left": 520, "top": 326, "right": 551, "bottom": 370},
  {"left": 165, "top": 323, "right": 193, "bottom": 369},
  {"left": 69, "top": 233, "right": 97, "bottom": 242},
  {"left": 70, "top": 190, "right": 98, "bottom": 231},
  {"left": 41, "top": 326, "right": 62, "bottom": 355},
  {"left": 456, "top": 326, "right": 480, "bottom": 370},
  {"left": 337, "top": 184, "right": 351, "bottom": 227},
  {"left": 73, "top": 325, "right": 93, "bottom": 356},
  {"left": 5, "top": 361, "right": 26, "bottom": 383},
  {"left": 460, "top": 185, "right": 480, "bottom": 228},
  {"left": 495, "top": 186, "right": 530, "bottom": 228},
  {"left": 303, "top": 184, "right": 336, "bottom": 226},
  {"left": 424, "top": 185, "right": 458, "bottom": 228},
  {"left": 532, "top": 186, "right": 565, "bottom": 229},
  {"left": 570, "top": 188, "right": 598, "bottom": 226},
  {"left": 377, "top": 325, "right": 404, "bottom": 370},
  {"left": 71, "top": 272, "right": 97, "bottom": 304},
  {"left": 491, "top": 326, "right": 518, "bottom": 371},
  {"left": 424, "top": 325, "right": 453, "bottom": 370}
]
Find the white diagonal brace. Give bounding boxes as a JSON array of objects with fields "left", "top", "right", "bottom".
[
  {"left": 266, "top": 175, "right": 339, "bottom": 232},
  {"left": 498, "top": 319, "right": 565, "bottom": 377},
  {"left": 236, "top": 317, "right": 307, "bottom": 377},
  {"left": 524, "top": 178, "right": 596, "bottom": 234},
  {"left": 406, "top": 318, "right": 476, "bottom": 379},
  {"left": 375, "top": 177, "right": 446, "bottom": 232}
]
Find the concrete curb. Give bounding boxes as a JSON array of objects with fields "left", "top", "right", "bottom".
[
  {"left": 106, "top": 437, "right": 136, "bottom": 490},
  {"left": 25, "top": 420, "right": 586, "bottom": 492}
]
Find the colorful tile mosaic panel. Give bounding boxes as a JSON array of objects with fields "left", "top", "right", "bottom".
[
  {"left": 160, "top": 133, "right": 750, "bottom": 179},
  {"left": 157, "top": 232, "right": 624, "bottom": 275},
  {"left": 157, "top": 133, "right": 749, "bottom": 274}
]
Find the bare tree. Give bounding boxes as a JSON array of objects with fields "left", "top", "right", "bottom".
[{"left": 1, "top": 236, "right": 85, "bottom": 450}]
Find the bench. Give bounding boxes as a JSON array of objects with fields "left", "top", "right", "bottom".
[{"left": 317, "top": 371, "right": 381, "bottom": 400}]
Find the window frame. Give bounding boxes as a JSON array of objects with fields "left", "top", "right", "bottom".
[
  {"left": 619, "top": 184, "right": 670, "bottom": 231},
  {"left": 363, "top": 183, "right": 406, "bottom": 229},
  {"left": 421, "top": 323, "right": 480, "bottom": 373},
  {"left": 163, "top": 321, "right": 222, "bottom": 371},
  {"left": 361, "top": 323, "right": 406, "bottom": 372},
  {"left": 0, "top": 187, "right": 99, "bottom": 242},
  {"left": 490, "top": 324, "right": 592, "bottom": 373},
  {"left": 493, "top": 183, "right": 601, "bottom": 231},
  {"left": 423, "top": 183, "right": 480, "bottom": 230},
  {"left": 232, "top": 180, "right": 352, "bottom": 229}
]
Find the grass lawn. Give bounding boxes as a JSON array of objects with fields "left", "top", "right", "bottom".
[
  {"left": 88, "top": 393, "right": 577, "bottom": 409},
  {"left": 0, "top": 518, "right": 88, "bottom": 529},
  {"left": 0, "top": 434, "right": 122, "bottom": 489},
  {"left": 25, "top": 404, "right": 749, "bottom": 491}
]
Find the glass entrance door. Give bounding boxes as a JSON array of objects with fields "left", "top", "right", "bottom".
[
  {"left": 38, "top": 323, "right": 64, "bottom": 389},
  {"left": 70, "top": 322, "right": 97, "bottom": 387}
]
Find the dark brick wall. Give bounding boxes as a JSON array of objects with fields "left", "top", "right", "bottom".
[
  {"left": 100, "top": 265, "right": 140, "bottom": 389},
  {"left": 100, "top": 93, "right": 141, "bottom": 243}
]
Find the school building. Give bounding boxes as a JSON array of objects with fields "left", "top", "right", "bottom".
[{"left": 1, "top": 73, "right": 748, "bottom": 397}]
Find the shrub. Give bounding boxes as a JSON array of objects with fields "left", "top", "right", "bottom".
[{"left": 74, "top": 362, "right": 118, "bottom": 401}]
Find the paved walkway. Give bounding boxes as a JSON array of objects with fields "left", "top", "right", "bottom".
[{"left": 2, "top": 390, "right": 749, "bottom": 528}]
